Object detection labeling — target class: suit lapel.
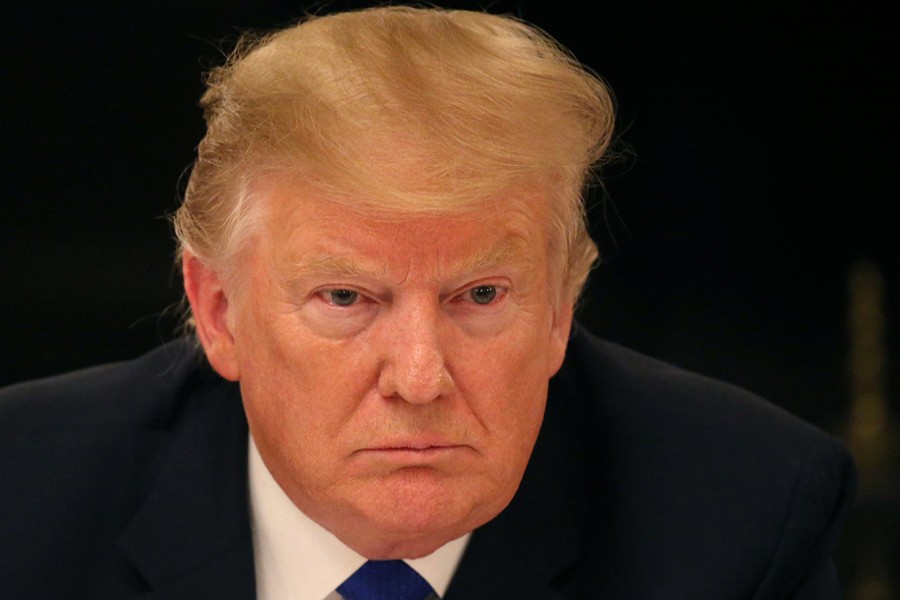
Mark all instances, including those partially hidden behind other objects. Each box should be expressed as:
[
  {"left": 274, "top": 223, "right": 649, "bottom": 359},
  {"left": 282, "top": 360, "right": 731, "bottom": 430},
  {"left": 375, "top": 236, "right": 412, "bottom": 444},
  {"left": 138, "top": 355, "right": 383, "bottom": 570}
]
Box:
[{"left": 118, "top": 375, "right": 256, "bottom": 600}]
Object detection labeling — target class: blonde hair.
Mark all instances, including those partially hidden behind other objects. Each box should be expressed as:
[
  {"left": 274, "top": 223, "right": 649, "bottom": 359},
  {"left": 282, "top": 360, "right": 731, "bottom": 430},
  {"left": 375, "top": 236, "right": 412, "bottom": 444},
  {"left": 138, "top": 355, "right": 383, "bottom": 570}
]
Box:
[{"left": 173, "top": 5, "right": 614, "bottom": 302}]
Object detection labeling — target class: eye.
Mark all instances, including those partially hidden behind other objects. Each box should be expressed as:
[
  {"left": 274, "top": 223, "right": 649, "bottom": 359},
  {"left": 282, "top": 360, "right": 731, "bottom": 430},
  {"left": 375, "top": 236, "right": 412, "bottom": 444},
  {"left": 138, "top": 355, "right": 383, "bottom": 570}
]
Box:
[
  {"left": 324, "top": 289, "right": 359, "bottom": 306},
  {"left": 468, "top": 285, "right": 498, "bottom": 305}
]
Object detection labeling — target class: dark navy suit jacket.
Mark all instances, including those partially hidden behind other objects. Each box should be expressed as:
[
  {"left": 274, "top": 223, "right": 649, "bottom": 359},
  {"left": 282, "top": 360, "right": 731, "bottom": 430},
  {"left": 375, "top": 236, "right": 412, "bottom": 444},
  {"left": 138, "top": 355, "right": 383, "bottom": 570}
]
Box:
[{"left": 0, "top": 325, "right": 855, "bottom": 599}]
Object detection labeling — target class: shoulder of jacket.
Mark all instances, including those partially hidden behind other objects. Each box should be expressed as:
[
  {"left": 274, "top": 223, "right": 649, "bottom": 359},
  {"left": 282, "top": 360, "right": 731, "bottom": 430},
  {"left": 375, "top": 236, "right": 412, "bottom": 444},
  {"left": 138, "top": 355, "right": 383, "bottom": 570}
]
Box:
[{"left": 0, "top": 338, "right": 213, "bottom": 435}]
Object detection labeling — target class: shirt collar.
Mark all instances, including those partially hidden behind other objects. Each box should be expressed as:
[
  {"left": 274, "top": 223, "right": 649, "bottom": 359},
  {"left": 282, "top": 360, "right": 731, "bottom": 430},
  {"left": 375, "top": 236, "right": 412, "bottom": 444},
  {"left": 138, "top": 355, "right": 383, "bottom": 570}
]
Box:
[{"left": 248, "top": 435, "right": 469, "bottom": 600}]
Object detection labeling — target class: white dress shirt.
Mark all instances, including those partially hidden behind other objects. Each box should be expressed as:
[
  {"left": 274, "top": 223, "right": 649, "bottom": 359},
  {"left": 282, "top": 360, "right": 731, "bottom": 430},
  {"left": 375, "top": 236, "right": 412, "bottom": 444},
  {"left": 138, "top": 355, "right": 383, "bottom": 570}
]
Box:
[{"left": 248, "top": 436, "right": 470, "bottom": 600}]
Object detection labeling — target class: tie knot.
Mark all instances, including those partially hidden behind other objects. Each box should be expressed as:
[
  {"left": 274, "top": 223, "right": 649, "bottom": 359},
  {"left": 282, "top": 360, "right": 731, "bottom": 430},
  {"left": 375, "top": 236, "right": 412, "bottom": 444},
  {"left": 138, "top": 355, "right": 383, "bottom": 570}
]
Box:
[{"left": 337, "top": 560, "right": 434, "bottom": 600}]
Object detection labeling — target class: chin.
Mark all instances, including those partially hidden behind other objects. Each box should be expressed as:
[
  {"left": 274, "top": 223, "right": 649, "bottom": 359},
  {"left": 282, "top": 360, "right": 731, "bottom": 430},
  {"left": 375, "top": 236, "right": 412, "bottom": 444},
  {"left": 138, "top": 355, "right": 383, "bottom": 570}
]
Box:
[{"left": 338, "top": 471, "right": 510, "bottom": 559}]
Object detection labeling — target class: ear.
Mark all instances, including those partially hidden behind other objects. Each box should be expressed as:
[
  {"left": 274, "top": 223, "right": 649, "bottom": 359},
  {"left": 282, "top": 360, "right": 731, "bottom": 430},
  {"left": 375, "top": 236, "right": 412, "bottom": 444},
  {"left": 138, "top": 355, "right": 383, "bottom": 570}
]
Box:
[
  {"left": 547, "top": 299, "right": 574, "bottom": 377},
  {"left": 182, "top": 250, "right": 241, "bottom": 381}
]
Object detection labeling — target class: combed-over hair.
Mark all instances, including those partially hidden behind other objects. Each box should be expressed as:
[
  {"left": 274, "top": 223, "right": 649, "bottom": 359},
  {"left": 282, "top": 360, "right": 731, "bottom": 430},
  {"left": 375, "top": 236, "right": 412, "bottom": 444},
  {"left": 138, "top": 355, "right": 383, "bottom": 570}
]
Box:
[{"left": 173, "top": 5, "right": 614, "bottom": 302}]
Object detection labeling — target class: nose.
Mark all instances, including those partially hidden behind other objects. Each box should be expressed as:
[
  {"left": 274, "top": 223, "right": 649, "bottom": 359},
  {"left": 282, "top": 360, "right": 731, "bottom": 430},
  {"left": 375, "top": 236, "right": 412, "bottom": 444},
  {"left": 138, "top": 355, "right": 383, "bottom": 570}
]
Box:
[{"left": 376, "top": 302, "right": 453, "bottom": 404}]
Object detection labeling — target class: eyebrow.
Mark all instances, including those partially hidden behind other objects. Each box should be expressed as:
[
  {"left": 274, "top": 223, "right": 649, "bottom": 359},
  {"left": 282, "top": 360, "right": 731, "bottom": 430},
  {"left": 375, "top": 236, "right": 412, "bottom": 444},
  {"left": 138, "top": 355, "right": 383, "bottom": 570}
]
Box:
[
  {"left": 282, "top": 255, "right": 382, "bottom": 281},
  {"left": 450, "top": 234, "right": 536, "bottom": 274}
]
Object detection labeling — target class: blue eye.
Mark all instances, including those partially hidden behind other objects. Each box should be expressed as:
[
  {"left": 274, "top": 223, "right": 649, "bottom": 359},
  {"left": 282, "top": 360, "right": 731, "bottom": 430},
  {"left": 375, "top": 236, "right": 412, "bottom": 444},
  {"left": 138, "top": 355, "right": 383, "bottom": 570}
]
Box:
[
  {"left": 469, "top": 285, "right": 497, "bottom": 305},
  {"left": 327, "top": 289, "right": 359, "bottom": 306}
]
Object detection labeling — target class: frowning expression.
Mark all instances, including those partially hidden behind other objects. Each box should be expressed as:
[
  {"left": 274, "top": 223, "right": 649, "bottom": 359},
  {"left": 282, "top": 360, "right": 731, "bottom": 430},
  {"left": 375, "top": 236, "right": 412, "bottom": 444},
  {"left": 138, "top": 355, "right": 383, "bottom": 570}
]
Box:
[{"left": 203, "top": 181, "right": 573, "bottom": 559}]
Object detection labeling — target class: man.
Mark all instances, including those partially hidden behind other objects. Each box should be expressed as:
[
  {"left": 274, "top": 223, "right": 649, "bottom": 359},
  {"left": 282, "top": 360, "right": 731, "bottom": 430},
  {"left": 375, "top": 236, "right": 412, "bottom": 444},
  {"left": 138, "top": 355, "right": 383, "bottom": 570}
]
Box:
[{"left": 0, "top": 6, "right": 854, "bottom": 599}]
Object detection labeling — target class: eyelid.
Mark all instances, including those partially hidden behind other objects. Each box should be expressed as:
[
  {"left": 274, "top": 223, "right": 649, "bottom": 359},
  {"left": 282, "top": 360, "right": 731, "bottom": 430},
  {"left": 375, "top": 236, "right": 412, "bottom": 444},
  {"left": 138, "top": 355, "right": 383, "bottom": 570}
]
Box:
[
  {"left": 314, "top": 286, "right": 373, "bottom": 307},
  {"left": 453, "top": 282, "right": 509, "bottom": 305}
]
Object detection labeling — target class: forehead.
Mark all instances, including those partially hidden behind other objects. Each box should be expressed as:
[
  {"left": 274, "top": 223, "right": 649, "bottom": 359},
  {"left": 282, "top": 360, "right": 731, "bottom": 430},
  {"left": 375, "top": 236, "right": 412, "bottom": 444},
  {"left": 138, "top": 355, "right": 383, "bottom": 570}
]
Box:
[{"left": 255, "top": 181, "right": 553, "bottom": 274}]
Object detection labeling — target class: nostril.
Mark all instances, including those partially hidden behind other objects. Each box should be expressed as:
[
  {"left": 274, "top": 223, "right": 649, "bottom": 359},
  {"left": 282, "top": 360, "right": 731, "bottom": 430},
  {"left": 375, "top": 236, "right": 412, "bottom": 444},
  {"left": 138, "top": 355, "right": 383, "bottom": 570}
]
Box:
[{"left": 376, "top": 349, "right": 451, "bottom": 404}]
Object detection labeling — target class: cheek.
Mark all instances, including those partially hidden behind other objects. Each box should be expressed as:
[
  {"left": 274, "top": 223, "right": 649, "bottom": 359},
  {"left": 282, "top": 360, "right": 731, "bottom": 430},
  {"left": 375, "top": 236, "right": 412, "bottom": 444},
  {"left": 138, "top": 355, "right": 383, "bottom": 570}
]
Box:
[
  {"left": 238, "top": 353, "right": 372, "bottom": 508},
  {"left": 453, "top": 333, "right": 550, "bottom": 461},
  {"left": 240, "top": 338, "right": 371, "bottom": 439},
  {"left": 234, "top": 310, "right": 379, "bottom": 476}
]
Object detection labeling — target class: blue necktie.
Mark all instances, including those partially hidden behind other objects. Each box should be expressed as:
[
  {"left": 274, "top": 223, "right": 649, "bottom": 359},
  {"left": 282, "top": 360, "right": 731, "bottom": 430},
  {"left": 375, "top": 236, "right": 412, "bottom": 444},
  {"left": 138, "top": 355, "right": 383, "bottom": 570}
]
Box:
[{"left": 336, "top": 560, "right": 434, "bottom": 600}]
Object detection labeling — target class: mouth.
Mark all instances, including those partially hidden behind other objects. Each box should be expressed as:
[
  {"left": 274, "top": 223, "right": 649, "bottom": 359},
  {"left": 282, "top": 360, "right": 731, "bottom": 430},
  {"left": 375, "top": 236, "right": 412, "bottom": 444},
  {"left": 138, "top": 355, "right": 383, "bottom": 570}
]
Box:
[
  {"left": 363, "top": 444, "right": 463, "bottom": 453},
  {"left": 377, "top": 442, "right": 456, "bottom": 450},
  {"left": 353, "top": 443, "right": 470, "bottom": 465}
]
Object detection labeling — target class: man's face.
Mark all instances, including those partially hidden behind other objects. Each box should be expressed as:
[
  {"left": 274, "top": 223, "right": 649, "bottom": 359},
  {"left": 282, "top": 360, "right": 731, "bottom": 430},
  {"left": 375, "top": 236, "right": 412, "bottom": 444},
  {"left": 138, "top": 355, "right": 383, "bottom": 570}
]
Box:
[{"left": 203, "top": 181, "right": 572, "bottom": 559}]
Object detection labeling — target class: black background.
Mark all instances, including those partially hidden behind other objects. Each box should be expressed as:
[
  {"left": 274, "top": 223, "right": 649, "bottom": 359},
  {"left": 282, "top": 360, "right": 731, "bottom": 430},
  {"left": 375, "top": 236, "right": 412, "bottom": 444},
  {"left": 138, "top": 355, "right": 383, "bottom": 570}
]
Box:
[{"left": 2, "top": 0, "right": 896, "bottom": 592}]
